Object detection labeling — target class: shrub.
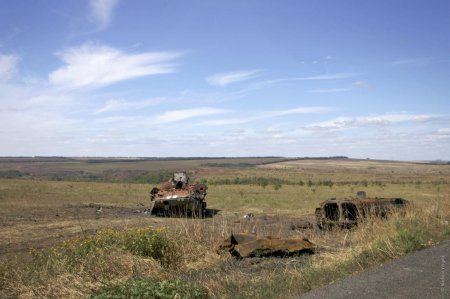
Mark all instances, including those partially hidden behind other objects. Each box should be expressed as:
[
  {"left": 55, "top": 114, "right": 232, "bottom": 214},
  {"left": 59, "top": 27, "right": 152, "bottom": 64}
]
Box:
[
  {"left": 319, "top": 179, "right": 334, "bottom": 188},
  {"left": 257, "top": 177, "right": 268, "bottom": 188},
  {"left": 0, "top": 170, "right": 30, "bottom": 178},
  {"left": 30, "top": 228, "right": 174, "bottom": 268},
  {"left": 273, "top": 183, "right": 282, "bottom": 191},
  {"left": 122, "top": 228, "right": 168, "bottom": 259},
  {"left": 91, "top": 279, "right": 209, "bottom": 299},
  {"left": 394, "top": 228, "right": 425, "bottom": 253}
]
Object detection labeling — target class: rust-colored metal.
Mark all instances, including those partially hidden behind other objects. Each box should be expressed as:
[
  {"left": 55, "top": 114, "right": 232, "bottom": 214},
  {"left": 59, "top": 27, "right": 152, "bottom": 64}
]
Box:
[
  {"left": 149, "top": 172, "right": 207, "bottom": 217},
  {"left": 315, "top": 191, "right": 409, "bottom": 229},
  {"left": 218, "top": 233, "right": 315, "bottom": 258}
]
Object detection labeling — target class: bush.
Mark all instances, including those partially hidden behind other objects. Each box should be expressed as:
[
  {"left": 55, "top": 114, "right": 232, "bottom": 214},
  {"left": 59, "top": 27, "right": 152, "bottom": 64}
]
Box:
[
  {"left": 0, "top": 170, "right": 30, "bottom": 178},
  {"left": 207, "top": 176, "right": 294, "bottom": 187},
  {"left": 30, "top": 228, "right": 174, "bottom": 268},
  {"left": 368, "top": 216, "right": 432, "bottom": 260},
  {"left": 120, "top": 228, "right": 167, "bottom": 258},
  {"left": 319, "top": 179, "right": 334, "bottom": 188},
  {"left": 273, "top": 183, "right": 282, "bottom": 191},
  {"left": 394, "top": 228, "right": 425, "bottom": 253},
  {"left": 91, "top": 279, "right": 209, "bottom": 299},
  {"left": 256, "top": 177, "right": 268, "bottom": 188}
]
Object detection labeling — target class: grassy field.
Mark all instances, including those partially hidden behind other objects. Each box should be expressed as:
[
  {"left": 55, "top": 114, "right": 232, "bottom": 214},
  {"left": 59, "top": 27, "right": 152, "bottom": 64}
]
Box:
[{"left": 0, "top": 157, "right": 449, "bottom": 298}]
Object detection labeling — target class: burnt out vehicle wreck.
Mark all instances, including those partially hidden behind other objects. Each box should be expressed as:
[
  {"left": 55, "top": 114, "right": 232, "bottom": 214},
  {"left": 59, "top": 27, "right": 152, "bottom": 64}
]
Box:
[
  {"left": 149, "top": 172, "right": 207, "bottom": 217},
  {"left": 315, "top": 191, "right": 409, "bottom": 229},
  {"left": 218, "top": 233, "right": 315, "bottom": 258}
]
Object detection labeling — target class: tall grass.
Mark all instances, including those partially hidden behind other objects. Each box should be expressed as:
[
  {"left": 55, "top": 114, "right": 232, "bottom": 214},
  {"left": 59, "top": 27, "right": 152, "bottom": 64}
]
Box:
[
  {"left": 215, "top": 207, "right": 450, "bottom": 298},
  {"left": 1, "top": 204, "right": 449, "bottom": 298},
  {"left": 0, "top": 228, "right": 178, "bottom": 298}
]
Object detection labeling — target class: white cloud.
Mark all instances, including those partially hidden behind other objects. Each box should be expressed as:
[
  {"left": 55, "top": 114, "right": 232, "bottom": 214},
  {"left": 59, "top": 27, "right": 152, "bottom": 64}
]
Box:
[
  {"left": 0, "top": 87, "right": 84, "bottom": 156},
  {"left": 153, "top": 107, "right": 230, "bottom": 124},
  {"left": 305, "top": 113, "right": 437, "bottom": 131},
  {"left": 49, "top": 43, "right": 182, "bottom": 90},
  {"left": 260, "top": 106, "right": 331, "bottom": 118},
  {"left": 89, "top": 0, "right": 119, "bottom": 30},
  {"left": 353, "top": 80, "right": 369, "bottom": 88},
  {"left": 0, "top": 54, "right": 19, "bottom": 80},
  {"left": 197, "top": 118, "right": 248, "bottom": 126},
  {"left": 96, "top": 115, "right": 139, "bottom": 124},
  {"left": 207, "top": 69, "right": 262, "bottom": 87},
  {"left": 437, "top": 128, "right": 450, "bottom": 135},
  {"left": 96, "top": 98, "right": 163, "bottom": 114}
]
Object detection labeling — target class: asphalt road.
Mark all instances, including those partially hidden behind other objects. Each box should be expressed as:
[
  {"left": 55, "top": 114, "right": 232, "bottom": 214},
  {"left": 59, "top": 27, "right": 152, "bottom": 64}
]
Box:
[{"left": 297, "top": 240, "right": 450, "bottom": 299}]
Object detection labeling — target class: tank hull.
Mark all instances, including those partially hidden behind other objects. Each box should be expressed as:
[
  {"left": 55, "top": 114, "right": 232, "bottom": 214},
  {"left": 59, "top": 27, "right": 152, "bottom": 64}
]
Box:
[
  {"left": 149, "top": 172, "right": 207, "bottom": 217},
  {"left": 315, "top": 193, "right": 408, "bottom": 229}
]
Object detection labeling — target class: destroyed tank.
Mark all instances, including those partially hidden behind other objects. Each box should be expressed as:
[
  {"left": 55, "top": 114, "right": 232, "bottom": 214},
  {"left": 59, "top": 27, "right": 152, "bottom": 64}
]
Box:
[
  {"left": 149, "top": 172, "right": 207, "bottom": 217},
  {"left": 315, "top": 191, "right": 409, "bottom": 229}
]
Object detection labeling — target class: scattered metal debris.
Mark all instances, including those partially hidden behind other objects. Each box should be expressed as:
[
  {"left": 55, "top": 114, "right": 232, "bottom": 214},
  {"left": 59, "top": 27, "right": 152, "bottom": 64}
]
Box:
[
  {"left": 243, "top": 213, "right": 255, "bottom": 220},
  {"left": 315, "top": 191, "right": 409, "bottom": 229},
  {"left": 149, "top": 172, "right": 207, "bottom": 217},
  {"left": 218, "top": 233, "right": 315, "bottom": 258}
]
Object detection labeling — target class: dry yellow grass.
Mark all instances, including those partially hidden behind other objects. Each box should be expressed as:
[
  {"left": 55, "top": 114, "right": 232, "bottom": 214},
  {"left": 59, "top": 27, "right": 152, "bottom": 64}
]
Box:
[
  {"left": 1, "top": 207, "right": 449, "bottom": 298},
  {"left": 1, "top": 158, "right": 450, "bottom": 298}
]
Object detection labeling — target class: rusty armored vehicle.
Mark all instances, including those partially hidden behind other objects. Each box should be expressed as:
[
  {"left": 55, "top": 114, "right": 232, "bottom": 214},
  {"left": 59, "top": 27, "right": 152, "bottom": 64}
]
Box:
[
  {"left": 218, "top": 233, "right": 315, "bottom": 258},
  {"left": 315, "top": 191, "right": 409, "bottom": 229},
  {"left": 149, "top": 172, "right": 207, "bottom": 217}
]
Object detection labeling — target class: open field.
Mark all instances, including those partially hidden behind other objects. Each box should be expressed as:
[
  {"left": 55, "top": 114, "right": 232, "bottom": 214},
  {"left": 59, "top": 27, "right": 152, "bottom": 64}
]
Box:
[{"left": 1, "top": 157, "right": 450, "bottom": 298}]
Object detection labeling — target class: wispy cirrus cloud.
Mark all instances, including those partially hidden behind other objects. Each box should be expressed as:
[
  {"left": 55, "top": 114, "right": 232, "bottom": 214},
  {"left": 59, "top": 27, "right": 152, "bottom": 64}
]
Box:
[
  {"left": 95, "top": 107, "right": 230, "bottom": 126},
  {"left": 308, "top": 80, "right": 369, "bottom": 93},
  {"left": 96, "top": 98, "right": 163, "bottom": 114},
  {"left": 300, "top": 72, "right": 359, "bottom": 80},
  {"left": 391, "top": 58, "right": 428, "bottom": 66},
  {"left": 305, "top": 113, "right": 437, "bottom": 131},
  {"left": 309, "top": 88, "right": 352, "bottom": 93},
  {"left": 153, "top": 107, "right": 230, "bottom": 124},
  {"left": 89, "top": 0, "right": 119, "bottom": 30},
  {"left": 0, "top": 54, "right": 19, "bottom": 80},
  {"left": 197, "top": 106, "right": 331, "bottom": 126},
  {"left": 95, "top": 115, "right": 139, "bottom": 124},
  {"left": 207, "top": 69, "right": 262, "bottom": 87},
  {"left": 260, "top": 106, "right": 331, "bottom": 118},
  {"left": 242, "top": 72, "right": 360, "bottom": 92},
  {"left": 49, "top": 43, "right": 182, "bottom": 90},
  {"left": 196, "top": 118, "right": 248, "bottom": 126}
]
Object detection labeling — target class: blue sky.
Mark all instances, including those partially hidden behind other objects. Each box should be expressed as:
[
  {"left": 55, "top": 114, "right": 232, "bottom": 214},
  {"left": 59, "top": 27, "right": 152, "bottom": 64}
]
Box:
[{"left": 0, "top": 0, "right": 449, "bottom": 159}]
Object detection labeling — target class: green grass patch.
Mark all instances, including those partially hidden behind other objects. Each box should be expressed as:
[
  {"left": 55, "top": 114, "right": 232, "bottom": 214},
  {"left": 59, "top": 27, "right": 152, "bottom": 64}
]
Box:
[
  {"left": 91, "top": 279, "right": 209, "bottom": 299},
  {"left": 30, "top": 228, "right": 176, "bottom": 268}
]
